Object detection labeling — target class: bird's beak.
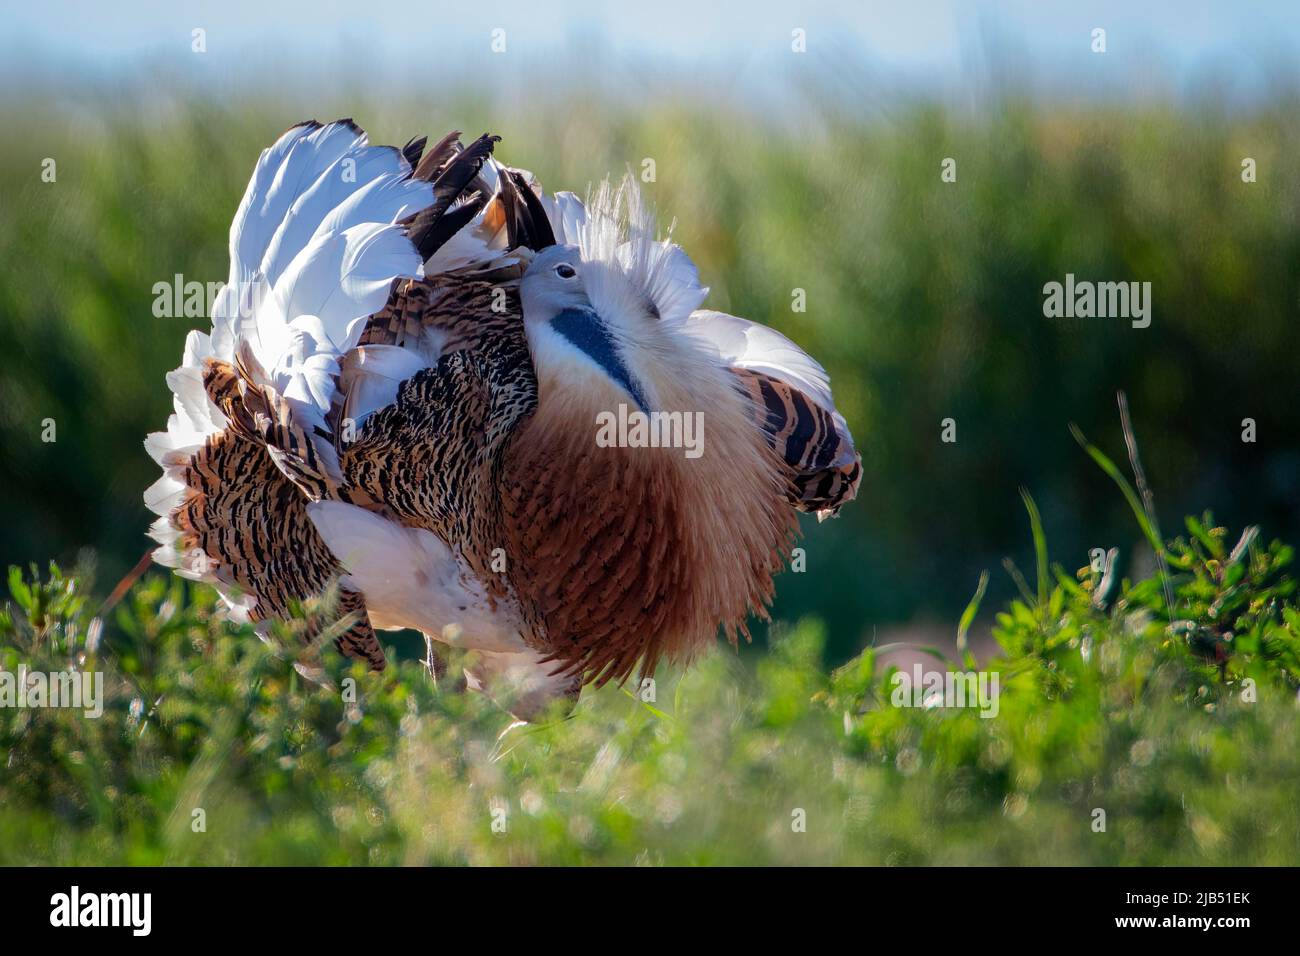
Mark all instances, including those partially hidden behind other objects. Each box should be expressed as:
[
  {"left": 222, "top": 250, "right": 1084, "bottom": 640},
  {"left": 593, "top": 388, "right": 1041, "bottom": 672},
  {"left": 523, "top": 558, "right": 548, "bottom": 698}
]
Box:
[{"left": 550, "top": 307, "right": 650, "bottom": 414}]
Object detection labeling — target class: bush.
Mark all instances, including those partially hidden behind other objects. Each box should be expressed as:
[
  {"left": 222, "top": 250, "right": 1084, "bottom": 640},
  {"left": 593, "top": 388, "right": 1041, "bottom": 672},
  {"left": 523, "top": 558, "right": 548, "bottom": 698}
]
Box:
[{"left": 4, "top": 490, "right": 1297, "bottom": 864}]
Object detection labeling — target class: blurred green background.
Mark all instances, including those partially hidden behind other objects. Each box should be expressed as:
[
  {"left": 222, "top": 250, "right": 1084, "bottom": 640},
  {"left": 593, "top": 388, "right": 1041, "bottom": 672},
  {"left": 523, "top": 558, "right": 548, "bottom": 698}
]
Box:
[{"left": 3, "top": 80, "right": 1298, "bottom": 663}]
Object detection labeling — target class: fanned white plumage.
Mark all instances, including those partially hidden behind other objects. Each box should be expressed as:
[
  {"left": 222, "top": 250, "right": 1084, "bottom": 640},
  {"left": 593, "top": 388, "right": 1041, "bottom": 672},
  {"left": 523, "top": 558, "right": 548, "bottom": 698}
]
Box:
[
  {"left": 257, "top": 146, "right": 428, "bottom": 285},
  {"left": 227, "top": 122, "right": 365, "bottom": 288},
  {"left": 144, "top": 119, "right": 436, "bottom": 607},
  {"left": 541, "top": 190, "right": 589, "bottom": 248},
  {"left": 544, "top": 177, "right": 709, "bottom": 327}
]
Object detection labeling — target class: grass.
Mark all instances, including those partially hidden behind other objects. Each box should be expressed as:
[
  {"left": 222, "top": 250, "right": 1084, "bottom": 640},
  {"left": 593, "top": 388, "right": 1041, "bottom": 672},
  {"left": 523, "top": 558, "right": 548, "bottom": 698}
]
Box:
[{"left": 4, "top": 433, "right": 1299, "bottom": 865}]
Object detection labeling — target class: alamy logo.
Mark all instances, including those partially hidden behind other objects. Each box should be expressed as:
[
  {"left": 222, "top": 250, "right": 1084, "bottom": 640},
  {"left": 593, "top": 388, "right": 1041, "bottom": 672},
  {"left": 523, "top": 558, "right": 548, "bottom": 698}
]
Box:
[
  {"left": 50, "top": 886, "right": 151, "bottom": 936},
  {"left": 151, "top": 274, "right": 225, "bottom": 318},
  {"left": 595, "top": 403, "right": 705, "bottom": 459},
  {"left": 1042, "top": 273, "right": 1151, "bottom": 328},
  {"left": 890, "top": 663, "right": 1000, "bottom": 718},
  {"left": 0, "top": 666, "right": 103, "bottom": 718},
  {"left": 151, "top": 275, "right": 264, "bottom": 320}
]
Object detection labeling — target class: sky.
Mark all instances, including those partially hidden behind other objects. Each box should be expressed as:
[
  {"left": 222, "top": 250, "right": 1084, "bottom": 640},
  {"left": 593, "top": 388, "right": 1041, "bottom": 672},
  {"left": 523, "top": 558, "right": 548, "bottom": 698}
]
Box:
[{"left": 2, "top": 1, "right": 1297, "bottom": 106}]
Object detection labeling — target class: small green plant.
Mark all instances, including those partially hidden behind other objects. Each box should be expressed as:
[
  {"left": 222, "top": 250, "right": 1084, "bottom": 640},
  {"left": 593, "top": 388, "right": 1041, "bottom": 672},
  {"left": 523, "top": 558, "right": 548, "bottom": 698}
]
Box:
[
  {"left": 3, "top": 562, "right": 87, "bottom": 652},
  {"left": 2, "top": 402, "right": 1298, "bottom": 865}
]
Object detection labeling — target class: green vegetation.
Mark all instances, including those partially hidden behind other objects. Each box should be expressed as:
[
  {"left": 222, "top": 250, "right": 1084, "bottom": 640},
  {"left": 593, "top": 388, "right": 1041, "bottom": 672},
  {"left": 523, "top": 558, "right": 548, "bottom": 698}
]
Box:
[{"left": 4, "top": 470, "right": 1298, "bottom": 863}]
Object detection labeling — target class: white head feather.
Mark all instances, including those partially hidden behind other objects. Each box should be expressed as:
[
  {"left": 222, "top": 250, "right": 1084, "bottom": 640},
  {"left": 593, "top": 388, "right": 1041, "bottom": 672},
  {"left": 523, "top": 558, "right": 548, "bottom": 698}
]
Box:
[{"left": 543, "top": 176, "right": 709, "bottom": 328}]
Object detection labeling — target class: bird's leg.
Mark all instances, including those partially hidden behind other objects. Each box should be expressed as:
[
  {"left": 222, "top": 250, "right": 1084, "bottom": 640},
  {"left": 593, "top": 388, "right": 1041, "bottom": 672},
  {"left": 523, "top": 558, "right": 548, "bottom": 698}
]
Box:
[
  {"left": 462, "top": 648, "right": 582, "bottom": 722},
  {"left": 423, "top": 632, "right": 448, "bottom": 686}
]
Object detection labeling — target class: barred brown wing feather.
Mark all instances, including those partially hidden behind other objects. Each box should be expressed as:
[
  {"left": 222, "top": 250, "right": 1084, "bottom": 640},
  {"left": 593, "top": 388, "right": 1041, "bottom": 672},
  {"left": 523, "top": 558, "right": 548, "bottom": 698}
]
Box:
[
  {"left": 340, "top": 283, "right": 538, "bottom": 590},
  {"left": 162, "top": 358, "right": 388, "bottom": 670},
  {"left": 731, "top": 367, "right": 862, "bottom": 515}
]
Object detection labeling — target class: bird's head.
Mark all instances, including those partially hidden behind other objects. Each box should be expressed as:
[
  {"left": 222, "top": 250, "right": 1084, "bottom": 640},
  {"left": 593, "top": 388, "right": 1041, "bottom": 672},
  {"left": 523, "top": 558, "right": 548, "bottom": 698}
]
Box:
[
  {"left": 519, "top": 179, "right": 709, "bottom": 416},
  {"left": 520, "top": 244, "right": 656, "bottom": 413},
  {"left": 519, "top": 244, "right": 590, "bottom": 314}
]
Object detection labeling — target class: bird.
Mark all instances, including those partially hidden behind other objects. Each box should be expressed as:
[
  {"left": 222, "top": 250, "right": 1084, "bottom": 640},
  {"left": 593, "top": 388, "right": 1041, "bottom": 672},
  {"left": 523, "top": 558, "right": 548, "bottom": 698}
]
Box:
[{"left": 144, "top": 118, "right": 861, "bottom": 719}]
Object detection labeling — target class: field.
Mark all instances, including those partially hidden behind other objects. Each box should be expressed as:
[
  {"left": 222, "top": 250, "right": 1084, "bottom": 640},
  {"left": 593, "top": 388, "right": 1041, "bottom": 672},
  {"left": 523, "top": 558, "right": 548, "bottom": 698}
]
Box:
[{"left": 2, "top": 83, "right": 1300, "bottom": 864}]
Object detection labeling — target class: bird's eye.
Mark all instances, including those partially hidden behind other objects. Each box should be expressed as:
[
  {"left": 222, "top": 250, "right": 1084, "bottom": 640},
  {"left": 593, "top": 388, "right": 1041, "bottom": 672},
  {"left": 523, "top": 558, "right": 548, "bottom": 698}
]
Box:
[{"left": 554, "top": 263, "right": 577, "bottom": 279}]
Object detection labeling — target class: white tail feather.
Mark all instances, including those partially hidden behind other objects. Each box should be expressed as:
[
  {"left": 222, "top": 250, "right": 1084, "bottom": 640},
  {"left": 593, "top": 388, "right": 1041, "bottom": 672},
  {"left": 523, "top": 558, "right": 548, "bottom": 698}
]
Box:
[{"left": 144, "top": 120, "right": 438, "bottom": 605}]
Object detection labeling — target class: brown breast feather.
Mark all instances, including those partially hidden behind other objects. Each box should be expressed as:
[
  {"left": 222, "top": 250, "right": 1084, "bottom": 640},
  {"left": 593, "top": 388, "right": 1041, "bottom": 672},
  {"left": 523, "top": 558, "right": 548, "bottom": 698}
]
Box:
[{"left": 501, "top": 376, "right": 798, "bottom": 686}]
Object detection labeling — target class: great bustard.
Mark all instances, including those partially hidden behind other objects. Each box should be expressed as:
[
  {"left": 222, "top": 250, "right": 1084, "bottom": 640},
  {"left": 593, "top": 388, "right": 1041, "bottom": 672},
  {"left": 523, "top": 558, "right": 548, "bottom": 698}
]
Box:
[{"left": 145, "top": 120, "right": 860, "bottom": 718}]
